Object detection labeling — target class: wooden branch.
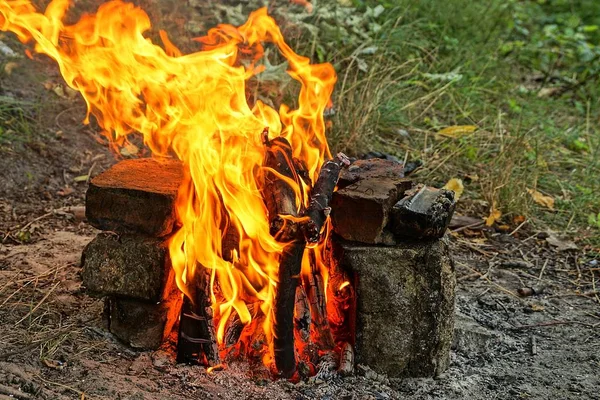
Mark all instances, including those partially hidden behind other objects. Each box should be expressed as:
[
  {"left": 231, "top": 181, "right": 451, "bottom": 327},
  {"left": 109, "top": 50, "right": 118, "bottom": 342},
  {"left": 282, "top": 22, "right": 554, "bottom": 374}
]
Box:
[
  {"left": 176, "top": 267, "right": 220, "bottom": 366},
  {"left": 304, "top": 249, "right": 335, "bottom": 351},
  {"left": 294, "top": 284, "right": 311, "bottom": 344},
  {"left": 261, "top": 130, "right": 306, "bottom": 378},
  {"left": 303, "top": 153, "right": 350, "bottom": 243}
]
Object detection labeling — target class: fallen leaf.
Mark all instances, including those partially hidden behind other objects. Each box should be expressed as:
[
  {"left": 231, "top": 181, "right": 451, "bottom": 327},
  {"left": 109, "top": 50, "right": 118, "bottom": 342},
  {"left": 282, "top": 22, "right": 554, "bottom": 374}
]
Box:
[
  {"left": 437, "top": 125, "right": 477, "bottom": 139},
  {"left": 120, "top": 143, "right": 139, "bottom": 157},
  {"left": 513, "top": 215, "right": 526, "bottom": 224},
  {"left": 530, "top": 304, "right": 545, "bottom": 312},
  {"left": 527, "top": 188, "right": 554, "bottom": 210},
  {"left": 73, "top": 174, "right": 89, "bottom": 183},
  {"left": 57, "top": 186, "right": 75, "bottom": 197},
  {"left": 3, "top": 61, "right": 18, "bottom": 75},
  {"left": 443, "top": 178, "right": 464, "bottom": 200},
  {"left": 43, "top": 358, "right": 65, "bottom": 370},
  {"left": 52, "top": 85, "right": 66, "bottom": 98},
  {"left": 485, "top": 208, "right": 501, "bottom": 226},
  {"left": 546, "top": 234, "right": 578, "bottom": 252}
]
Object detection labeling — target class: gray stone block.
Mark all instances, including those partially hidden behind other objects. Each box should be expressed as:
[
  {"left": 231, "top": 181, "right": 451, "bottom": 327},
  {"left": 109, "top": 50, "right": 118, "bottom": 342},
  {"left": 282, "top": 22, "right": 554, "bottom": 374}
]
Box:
[
  {"left": 82, "top": 233, "right": 172, "bottom": 302},
  {"left": 328, "top": 236, "right": 455, "bottom": 378},
  {"left": 106, "top": 288, "right": 182, "bottom": 350}
]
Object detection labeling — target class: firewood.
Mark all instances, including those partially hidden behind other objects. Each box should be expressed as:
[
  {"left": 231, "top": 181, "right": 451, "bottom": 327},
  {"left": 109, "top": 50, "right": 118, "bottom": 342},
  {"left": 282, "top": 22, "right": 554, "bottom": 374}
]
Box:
[
  {"left": 261, "top": 130, "right": 306, "bottom": 378},
  {"left": 390, "top": 184, "right": 456, "bottom": 239},
  {"left": 304, "top": 249, "right": 335, "bottom": 351},
  {"left": 326, "top": 267, "right": 355, "bottom": 345},
  {"left": 303, "top": 153, "right": 350, "bottom": 243},
  {"left": 176, "top": 267, "right": 220, "bottom": 366},
  {"left": 294, "top": 284, "right": 311, "bottom": 344},
  {"left": 337, "top": 342, "right": 354, "bottom": 376}
]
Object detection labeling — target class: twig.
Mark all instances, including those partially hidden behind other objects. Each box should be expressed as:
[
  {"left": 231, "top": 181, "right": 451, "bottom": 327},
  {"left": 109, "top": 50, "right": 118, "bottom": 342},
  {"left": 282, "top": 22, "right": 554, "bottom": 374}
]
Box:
[
  {"left": 509, "top": 218, "right": 528, "bottom": 236},
  {"left": 537, "top": 259, "right": 549, "bottom": 283},
  {"left": 451, "top": 221, "right": 484, "bottom": 233},
  {"left": 34, "top": 374, "right": 84, "bottom": 397},
  {"left": 14, "top": 281, "right": 60, "bottom": 326},
  {"left": 456, "top": 261, "right": 520, "bottom": 299}
]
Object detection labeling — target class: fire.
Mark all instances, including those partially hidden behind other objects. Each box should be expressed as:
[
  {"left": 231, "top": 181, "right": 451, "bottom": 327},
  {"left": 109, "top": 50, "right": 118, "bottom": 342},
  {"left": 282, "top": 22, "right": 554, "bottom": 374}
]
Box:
[{"left": 0, "top": 0, "right": 336, "bottom": 367}]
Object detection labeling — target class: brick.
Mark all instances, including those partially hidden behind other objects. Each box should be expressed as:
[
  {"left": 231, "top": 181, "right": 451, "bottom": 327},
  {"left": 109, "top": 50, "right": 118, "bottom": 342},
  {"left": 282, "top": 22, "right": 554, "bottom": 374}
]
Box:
[
  {"left": 86, "top": 158, "right": 183, "bottom": 236},
  {"left": 330, "top": 177, "right": 412, "bottom": 244},
  {"left": 82, "top": 233, "right": 172, "bottom": 302},
  {"left": 327, "top": 236, "right": 455, "bottom": 378}
]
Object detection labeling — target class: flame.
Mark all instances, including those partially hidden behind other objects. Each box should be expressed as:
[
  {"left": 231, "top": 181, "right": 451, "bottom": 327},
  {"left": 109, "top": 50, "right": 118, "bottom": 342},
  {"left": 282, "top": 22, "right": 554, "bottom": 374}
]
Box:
[{"left": 0, "top": 0, "right": 335, "bottom": 362}]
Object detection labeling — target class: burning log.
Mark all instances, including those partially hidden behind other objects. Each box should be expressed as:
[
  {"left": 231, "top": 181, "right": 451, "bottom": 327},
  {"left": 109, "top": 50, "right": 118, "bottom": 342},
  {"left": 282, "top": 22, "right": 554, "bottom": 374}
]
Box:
[
  {"left": 303, "top": 153, "right": 350, "bottom": 243},
  {"left": 261, "top": 131, "right": 306, "bottom": 378},
  {"left": 176, "top": 267, "right": 220, "bottom": 366},
  {"left": 304, "top": 249, "right": 335, "bottom": 351},
  {"left": 294, "top": 284, "right": 311, "bottom": 344}
]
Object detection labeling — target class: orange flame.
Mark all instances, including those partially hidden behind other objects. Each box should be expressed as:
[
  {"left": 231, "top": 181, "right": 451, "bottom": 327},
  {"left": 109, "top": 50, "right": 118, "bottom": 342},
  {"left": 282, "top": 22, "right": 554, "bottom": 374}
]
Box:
[{"left": 0, "top": 0, "right": 335, "bottom": 361}]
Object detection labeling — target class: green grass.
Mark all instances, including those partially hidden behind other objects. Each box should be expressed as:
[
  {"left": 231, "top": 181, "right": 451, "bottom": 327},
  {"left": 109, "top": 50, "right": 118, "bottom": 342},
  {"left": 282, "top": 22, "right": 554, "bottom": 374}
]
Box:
[
  {"left": 2, "top": 0, "right": 598, "bottom": 246},
  {"left": 263, "top": 0, "right": 600, "bottom": 247}
]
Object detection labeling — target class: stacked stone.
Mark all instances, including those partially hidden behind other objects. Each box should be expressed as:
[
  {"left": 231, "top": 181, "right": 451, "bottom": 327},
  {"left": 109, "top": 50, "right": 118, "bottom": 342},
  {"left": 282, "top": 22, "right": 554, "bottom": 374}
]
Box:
[
  {"left": 82, "top": 158, "right": 184, "bottom": 350},
  {"left": 328, "top": 158, "right": 457, "bottom": 378}
]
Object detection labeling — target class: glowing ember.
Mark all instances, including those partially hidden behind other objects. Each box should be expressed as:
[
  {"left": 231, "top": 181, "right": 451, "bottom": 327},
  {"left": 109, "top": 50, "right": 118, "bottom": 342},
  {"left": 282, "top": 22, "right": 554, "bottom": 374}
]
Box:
[{"left": 0, "top": 0, "right": 338, "bottom": 372}]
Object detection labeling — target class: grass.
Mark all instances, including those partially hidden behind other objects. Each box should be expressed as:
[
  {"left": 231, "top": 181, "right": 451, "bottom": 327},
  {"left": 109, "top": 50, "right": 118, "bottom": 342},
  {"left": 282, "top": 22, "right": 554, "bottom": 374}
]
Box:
[
  {"left": 266, "top": 0, "right": 600, "bottom": 247},
  {"left": 0, "top": 0, "right": 598, "bottom": 247}
]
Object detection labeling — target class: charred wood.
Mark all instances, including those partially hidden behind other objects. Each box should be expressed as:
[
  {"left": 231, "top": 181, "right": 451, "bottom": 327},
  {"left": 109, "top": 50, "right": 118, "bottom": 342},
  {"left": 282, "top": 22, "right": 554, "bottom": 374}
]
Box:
[
  {"left": 303, "top": 153, "right": 350, "bottom": 243},
  {"left": 337, "top": 342, "right": 354, "bottom": 376},
  {"left": 304, "top": 249, "right": 335, "bottom": 351},
  {"left": 390, "top": 185, "right": 456, "bottom": 239},
  {"left": 176, "top": 267, "right": 220, "bottom": 366},
  {"left": 261, "top": 130, "right": 306, "bottom": 378}
]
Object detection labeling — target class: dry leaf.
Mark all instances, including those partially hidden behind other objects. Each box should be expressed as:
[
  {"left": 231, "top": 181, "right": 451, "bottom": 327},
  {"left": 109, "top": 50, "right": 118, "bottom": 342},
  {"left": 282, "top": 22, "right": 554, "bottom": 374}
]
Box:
[
  {"left": 120, "top": 143, "right": 139, "bottom": 157},
  {"left": 437, "top": 125, "right": 477, "bottom": 139},
  {"left": 73, "top": 175, "right": 89, "bottom": 183},
  {"left": 52, "top": 85, "right": 66, "bottom": 98},
  {"left": 485, "top": 208, "right": 501, "bottom": 226},
  {"left": 530, "top": 304, "right": 545, "bottom": 312},
  {"left": 43, "top": 358, "right": 65, "bottom": 370},
  {"left": 443, "top": 178, "right": 464, "bottom": 200},
  {"left": 3, "top": 61, "right": 18, "bottom": 75},
  {"left": 527, "top": 188, "right": 554, "bottom": 210},
  {"left": 546, "top": 234, "right": 578, "bottom": 252}
]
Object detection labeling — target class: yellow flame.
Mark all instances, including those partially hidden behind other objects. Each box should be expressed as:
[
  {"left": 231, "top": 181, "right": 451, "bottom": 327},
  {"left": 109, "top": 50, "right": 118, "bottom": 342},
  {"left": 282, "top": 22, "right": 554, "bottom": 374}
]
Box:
[{"left": 0, "top": 0, "right": 336, "bottom": 360}]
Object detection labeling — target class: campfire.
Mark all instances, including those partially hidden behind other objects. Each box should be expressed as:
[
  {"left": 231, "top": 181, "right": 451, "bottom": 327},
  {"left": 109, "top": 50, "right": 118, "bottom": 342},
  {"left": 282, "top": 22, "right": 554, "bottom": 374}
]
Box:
[{"left": 0, "top": 0, "right": 457, "bottom": 380}]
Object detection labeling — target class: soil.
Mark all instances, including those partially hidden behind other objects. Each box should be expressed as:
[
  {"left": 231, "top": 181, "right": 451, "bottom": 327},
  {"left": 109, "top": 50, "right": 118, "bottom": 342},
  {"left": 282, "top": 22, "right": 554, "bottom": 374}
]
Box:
[{"left": 0, "top": 7, "right": 599, "bottom": 400}]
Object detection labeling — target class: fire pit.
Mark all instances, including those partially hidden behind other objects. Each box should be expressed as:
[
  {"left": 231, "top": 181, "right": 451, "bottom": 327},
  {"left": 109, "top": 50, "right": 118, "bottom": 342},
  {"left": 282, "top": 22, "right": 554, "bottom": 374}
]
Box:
[
  {"left": 0, "top": 0, "right": 456, "bottom": 382},
  {"left": 81, "top": 156, "right": 456, "bottom": 379}
]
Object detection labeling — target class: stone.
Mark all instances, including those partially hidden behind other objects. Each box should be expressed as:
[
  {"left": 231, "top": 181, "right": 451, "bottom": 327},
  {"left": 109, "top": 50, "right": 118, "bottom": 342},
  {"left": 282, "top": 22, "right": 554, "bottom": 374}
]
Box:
[
  {"left": 338, "top": 158, "right": 407, "bottom": 189},
  {"left": 390, "top": 185, "right": 455, "bottom": 239},
  {"left": 106, "top": 288, "right": 181, "bottom": 350},
  {"left": 330, "top": 177, "right": 412, "bottom": 244},
  {"left": 82, "top": 233, "right": 172, "bottom": 302},
  {"left": 327, "top": 236, "right": 455, "bottom": 378},
  {"left": 86, "top": 158, "right": 183, "bottom": 237}
]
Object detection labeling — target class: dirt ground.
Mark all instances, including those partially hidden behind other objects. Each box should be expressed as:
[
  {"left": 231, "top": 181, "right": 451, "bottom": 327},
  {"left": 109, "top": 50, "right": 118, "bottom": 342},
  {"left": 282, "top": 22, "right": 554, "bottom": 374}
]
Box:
[{"left": 1, "top": 16, "right": 599, "bottom": 400}]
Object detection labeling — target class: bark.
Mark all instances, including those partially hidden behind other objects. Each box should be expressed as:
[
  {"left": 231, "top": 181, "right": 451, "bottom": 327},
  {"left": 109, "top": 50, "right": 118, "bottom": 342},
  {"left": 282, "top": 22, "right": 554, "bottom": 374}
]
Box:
[
  {"left": 261, "top": 132, "right": 306, "bottom": 378},
  {"left": 303, "top": 153, "right": 350, "bottom": 243},
  {"left": 304, "top": 249, "right": 335, "bottom": 351},
  {"left": 176, "top": 267, "right": 220, "bottom": 366}
]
